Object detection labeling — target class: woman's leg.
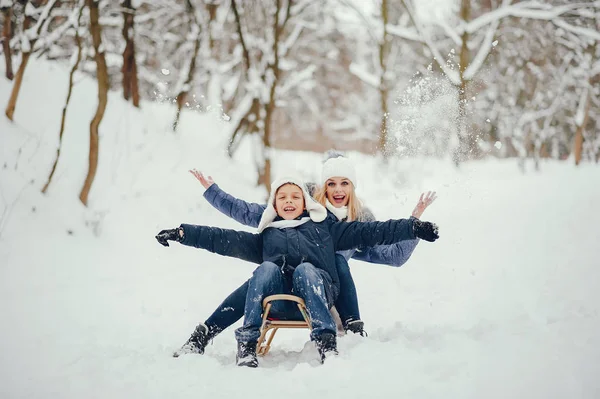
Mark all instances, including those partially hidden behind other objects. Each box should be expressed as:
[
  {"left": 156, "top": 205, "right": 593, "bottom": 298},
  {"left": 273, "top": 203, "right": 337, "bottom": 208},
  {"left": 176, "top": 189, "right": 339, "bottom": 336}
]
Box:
[
  {"left": 333, "top": 254, "right": 361, "bottom": 325},
  {"left": 204, "top": 280, "right": 249, "bottom": 336},
  {"left": 174, "top": 280, "right": 249, "bottom": 357}
]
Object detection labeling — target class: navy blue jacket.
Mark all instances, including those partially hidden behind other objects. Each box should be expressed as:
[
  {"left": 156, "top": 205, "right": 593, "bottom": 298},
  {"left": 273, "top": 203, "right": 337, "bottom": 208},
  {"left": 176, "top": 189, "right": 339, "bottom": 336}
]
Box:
[
  {"left": 179, "top": 214, "right": 416, "bottom": 297},
  {"left": 203, "top": 183, "right": 419, "bottom": 267}
]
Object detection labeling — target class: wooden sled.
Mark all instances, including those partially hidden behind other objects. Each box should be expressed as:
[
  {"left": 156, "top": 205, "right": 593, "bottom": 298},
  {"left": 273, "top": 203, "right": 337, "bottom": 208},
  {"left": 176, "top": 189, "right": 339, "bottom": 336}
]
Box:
[{"left": 256, "top": 294, "right": 312, "bottom": 356}]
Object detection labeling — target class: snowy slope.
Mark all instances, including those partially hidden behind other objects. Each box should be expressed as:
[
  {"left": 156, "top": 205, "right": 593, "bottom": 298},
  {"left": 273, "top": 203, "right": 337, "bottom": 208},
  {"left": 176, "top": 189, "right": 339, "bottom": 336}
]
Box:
[{"left": 1, "top": 60, "right": 599, "bottom": 399}]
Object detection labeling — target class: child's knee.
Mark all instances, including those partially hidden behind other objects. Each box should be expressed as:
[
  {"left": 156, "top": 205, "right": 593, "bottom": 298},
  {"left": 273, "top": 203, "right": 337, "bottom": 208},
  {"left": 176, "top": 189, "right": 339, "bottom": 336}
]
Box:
[
  {"left": 254, "top": 261, "right": 280, "bottom": 278},
  {"left": 293, "top": 263, "right": 322, "bottom": 285}
]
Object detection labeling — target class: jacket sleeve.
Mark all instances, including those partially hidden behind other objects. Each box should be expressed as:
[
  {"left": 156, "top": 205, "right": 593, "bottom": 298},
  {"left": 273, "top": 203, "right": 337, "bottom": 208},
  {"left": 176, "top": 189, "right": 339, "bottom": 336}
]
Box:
[
  {"left": 351, "top": 239, "right": 420, "bottom": 267},
  {"left": 328, "top": 218, "right": 416, "bottom": 252},
  {"left": 179, "top": 223, "right": 263, "bottom": 265},
  {"left": 203, "top": 184, "right": 266, "bottom": 228}
]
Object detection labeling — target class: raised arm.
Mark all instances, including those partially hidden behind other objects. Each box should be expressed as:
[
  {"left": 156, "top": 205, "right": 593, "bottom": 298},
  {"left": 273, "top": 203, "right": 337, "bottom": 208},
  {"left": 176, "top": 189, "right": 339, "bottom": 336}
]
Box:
[
  {"left": 350, "top": 192, "right": 437, "bottom": 266},
  {"left": 179, "top": 223, "right": 263, "bottom": 264},
  {"left": 190, "top": 170, "right": 266, "bottom": 228}
]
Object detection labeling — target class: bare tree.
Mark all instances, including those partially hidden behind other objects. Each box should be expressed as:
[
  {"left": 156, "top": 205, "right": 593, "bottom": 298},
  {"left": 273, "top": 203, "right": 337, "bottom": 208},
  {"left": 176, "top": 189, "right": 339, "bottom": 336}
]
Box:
[
  {"left": 80, "top": 0, "right": 109, "bottom": 206},
  {"left": 121, "top": 0, "right": 140, "bottom": 107},
  {"left": 378, "top": 0, "right": 391, "bottom": 155},
  {"left": 5, "top": 0, "right": 57, "bottom": 121},
  {"left": 226, "top": 0, "right": 315, "bottom": 191},
  {"left": 42, "top": 0, "right": 86, "bottom": 194},
  {"left": 172, "top": 0, "right": 203, "bottom": 132},
  {"left": 1, "top": 0, "right": 14, "bottom": 80}
]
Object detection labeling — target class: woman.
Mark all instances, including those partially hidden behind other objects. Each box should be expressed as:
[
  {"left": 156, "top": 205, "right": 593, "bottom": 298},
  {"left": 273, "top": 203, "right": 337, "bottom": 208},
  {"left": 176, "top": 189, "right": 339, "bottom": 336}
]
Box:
[
  {"left": 157, "top": 173, "right": 439, "bottom": 366},
  {"left": 173, "top": 151, "right": 437, "bottom": 357}
]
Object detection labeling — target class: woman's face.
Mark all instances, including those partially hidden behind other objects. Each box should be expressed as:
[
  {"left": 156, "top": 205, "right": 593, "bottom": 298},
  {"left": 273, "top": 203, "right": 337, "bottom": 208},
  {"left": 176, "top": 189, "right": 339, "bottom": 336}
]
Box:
[
  {"left": 325, "top": 177, "right": 352, "bottom": 208},
  {"left": 274, "top": 184, "right": 305, "bottom": 220}
]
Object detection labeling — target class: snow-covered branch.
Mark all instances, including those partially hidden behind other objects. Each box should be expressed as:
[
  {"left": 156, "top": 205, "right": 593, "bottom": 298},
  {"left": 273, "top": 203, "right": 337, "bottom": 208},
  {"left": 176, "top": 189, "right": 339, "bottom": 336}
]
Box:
[
  {"left": 349, "top": 62, "right": 379, "bottom": 89},
  {"left": 400, "top": 0, "right": 460, "bottom": 85},
  {"left": 553, "top": 19, "right": 600, "bottom": 42},
  {"left": 463, "top": 18, "right": 499, "bottom": 80},
  {"left": 465, "top": 1, "right": 600, "bottom": 34}
]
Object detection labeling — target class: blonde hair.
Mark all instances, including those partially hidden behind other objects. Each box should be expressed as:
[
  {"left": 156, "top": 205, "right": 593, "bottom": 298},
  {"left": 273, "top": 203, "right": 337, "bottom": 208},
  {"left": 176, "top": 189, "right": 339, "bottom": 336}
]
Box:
[{"left": 314, "top": 181, "right": 363, "bottom": 221}]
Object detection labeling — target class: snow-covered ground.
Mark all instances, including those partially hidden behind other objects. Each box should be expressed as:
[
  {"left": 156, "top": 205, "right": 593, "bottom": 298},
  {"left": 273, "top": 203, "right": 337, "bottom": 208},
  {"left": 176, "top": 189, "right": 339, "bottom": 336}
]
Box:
[{"left": 1, "top": 61, "right": 599, "bottom": 399}]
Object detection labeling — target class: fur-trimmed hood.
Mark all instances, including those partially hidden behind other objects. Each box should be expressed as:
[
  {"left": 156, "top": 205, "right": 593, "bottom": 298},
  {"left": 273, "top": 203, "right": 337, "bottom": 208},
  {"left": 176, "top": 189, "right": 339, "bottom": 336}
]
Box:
[{"left": 257, "top": 174, "right": 328, "bottom": 233}]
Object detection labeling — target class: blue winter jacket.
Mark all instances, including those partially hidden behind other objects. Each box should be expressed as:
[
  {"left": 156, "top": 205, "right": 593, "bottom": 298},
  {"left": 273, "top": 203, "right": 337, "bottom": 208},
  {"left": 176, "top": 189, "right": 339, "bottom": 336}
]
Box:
[
  {"left": 179, "top": 213, "right": 416, "bottom": 298},
  {"left": 203, "top": 183, "right": 420, "bottom": 267}
]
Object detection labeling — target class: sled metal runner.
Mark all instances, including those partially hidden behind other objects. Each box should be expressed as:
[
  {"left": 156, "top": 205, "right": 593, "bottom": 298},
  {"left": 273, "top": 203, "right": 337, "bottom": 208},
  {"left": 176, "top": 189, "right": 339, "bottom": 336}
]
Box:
[{"left": 257, "top": 294, "right": 312, "bottom": 356}]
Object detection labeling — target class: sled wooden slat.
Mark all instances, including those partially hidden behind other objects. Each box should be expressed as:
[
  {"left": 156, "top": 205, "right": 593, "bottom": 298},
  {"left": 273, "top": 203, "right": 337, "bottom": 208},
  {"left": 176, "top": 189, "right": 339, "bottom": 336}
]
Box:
[{"left": 256, "top": 294, "right": 312, "bottom": 356}]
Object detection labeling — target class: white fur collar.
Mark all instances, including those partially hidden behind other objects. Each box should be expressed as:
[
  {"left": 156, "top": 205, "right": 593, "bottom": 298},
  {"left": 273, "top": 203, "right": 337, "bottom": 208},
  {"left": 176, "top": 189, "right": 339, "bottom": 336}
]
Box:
[
  {"left": 325, "top": 199, "right": 348, "bottom": 221},
  {"left": 266, "top": 217, "right": 311, "bottom": 230}
]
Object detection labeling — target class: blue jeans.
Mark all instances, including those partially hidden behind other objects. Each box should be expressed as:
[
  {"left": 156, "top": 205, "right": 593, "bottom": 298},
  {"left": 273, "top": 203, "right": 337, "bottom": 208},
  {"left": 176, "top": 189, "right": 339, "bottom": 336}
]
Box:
[
  {"left": 333, "top": 254, "right": 361, "bottom": 325},
  {"left": 235, "top": 261, "right": 337, "bottom": 343},
  {"left": 204, "top": 255, "right": 360, "bottom": 336}
]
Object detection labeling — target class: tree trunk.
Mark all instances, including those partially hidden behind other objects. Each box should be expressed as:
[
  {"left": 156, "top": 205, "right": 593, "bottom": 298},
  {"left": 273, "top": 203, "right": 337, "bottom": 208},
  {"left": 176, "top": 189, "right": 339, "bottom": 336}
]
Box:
[
  {"left": 42, "top": 3, "right": 85, "bottom": 194},
  {"left": 121, "top": 0, "right": 139, "bottom": 107},
  {"left": 573, "top": 91, "right": 590, "bottom": 166},
  {"left": 378, "top": 0, "right": 390, "bottom": 157},
  {"left": 172, "top": 28, "right": 201, "bottom": 132},
  {"left": 5, "top": 52, "right": 30, "bottom": 120},
  {"left": 173, "top": 0, "right": 201, "bottom": 132},
  {"left": 455, "top": 0, "right": 472, "bottom": 164},
  {"left": 4, "top": 0, "right": 52, "bottom": 121},
  {"left": 1, "top": 4, "right": 14, "bottom": 80},
  {"left": 258, "top": 0, "right": 286, "bottom": 192},
  {"left": 80, "top": 0, "right": 109, "bottom": 206}
]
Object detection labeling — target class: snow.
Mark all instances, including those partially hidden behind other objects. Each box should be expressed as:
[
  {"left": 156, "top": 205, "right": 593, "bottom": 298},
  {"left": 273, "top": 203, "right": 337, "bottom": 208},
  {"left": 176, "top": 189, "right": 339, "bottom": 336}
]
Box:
[{"left": 1, "top": 59, "right": 600, "bottom": 399}]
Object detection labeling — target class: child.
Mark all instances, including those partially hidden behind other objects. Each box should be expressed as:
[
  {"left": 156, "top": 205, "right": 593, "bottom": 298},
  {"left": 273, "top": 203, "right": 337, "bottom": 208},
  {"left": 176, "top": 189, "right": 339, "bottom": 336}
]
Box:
[{"left": 156, "top": 174, "right": 439, "bottom": 367}]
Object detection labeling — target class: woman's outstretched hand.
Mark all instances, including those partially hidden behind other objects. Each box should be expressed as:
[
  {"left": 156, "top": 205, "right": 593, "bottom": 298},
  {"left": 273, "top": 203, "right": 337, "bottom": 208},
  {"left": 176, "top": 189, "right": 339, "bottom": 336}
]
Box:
[
  {"left": 411, "top": 191, "right": 437, "bottom": 219},
  {"left": 189, "top": 169, "right": 215, "bottom": 189}
]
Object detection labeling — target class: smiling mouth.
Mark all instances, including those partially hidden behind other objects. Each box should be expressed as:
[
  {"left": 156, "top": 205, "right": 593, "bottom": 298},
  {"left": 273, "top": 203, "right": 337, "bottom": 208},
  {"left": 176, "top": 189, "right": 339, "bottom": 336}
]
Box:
[
  {"left": 283, "top": 206, "right": 296, "bottom": 212},
  {"left": 332, "top": 195, "right": 346, "bottom": 203}
]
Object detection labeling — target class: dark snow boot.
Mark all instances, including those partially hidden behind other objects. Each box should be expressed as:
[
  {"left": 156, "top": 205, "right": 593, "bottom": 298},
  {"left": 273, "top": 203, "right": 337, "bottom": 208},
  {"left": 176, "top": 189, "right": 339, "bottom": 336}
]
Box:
[
  {"left": 173, "top": 323, "right": 210, "bottom": 357},
  {"left": 315, "top": 332, "right": 338, "bottom": 363},
  {"left": 346, "top": 319, "right": 368, "bottom": 337},
  {"left": 236, "top": 341, "right": 258, "bottom": 368}
]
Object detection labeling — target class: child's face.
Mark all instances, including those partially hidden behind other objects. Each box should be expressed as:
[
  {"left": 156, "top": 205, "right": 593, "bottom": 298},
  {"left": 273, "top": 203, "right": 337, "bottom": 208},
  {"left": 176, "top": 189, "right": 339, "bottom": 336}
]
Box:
[
  {"left": 275, "top": 184, "right": 305, "bottom": 220},
  {"left": 325, "top": 177, "right": 353, "bottom": 207}
]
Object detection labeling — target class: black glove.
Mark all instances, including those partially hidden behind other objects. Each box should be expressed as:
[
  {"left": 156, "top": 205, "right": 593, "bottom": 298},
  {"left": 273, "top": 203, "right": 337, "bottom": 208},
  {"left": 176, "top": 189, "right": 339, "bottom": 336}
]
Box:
[
  {"left": 156, "top": 227, "right": 183, "bottom": 247},
  {"left": 412, "top": 219, "right": 439, "bottom": 242}
]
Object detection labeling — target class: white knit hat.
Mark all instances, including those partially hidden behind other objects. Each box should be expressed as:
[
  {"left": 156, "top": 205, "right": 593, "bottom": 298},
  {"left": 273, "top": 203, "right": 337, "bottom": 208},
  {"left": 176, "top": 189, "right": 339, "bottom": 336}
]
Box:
[
  {"left": 321, "top": 151, "right": 357, "bottom": 188},
  {"left": 257, "top": 173, "right": 327, "bottom": 233}
]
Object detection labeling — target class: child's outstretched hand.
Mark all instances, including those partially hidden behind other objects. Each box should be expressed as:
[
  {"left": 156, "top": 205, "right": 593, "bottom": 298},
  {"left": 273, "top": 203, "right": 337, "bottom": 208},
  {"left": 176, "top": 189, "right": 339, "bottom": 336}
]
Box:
[
  {"left": 189, "top": 169, "right": 214, "bottom": 189},
  {"left": 412, "top": 220, "right": 439, "bottom": 242},
  {"left": 156, "top": 228, "right": 184, "bottom": 247}
]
